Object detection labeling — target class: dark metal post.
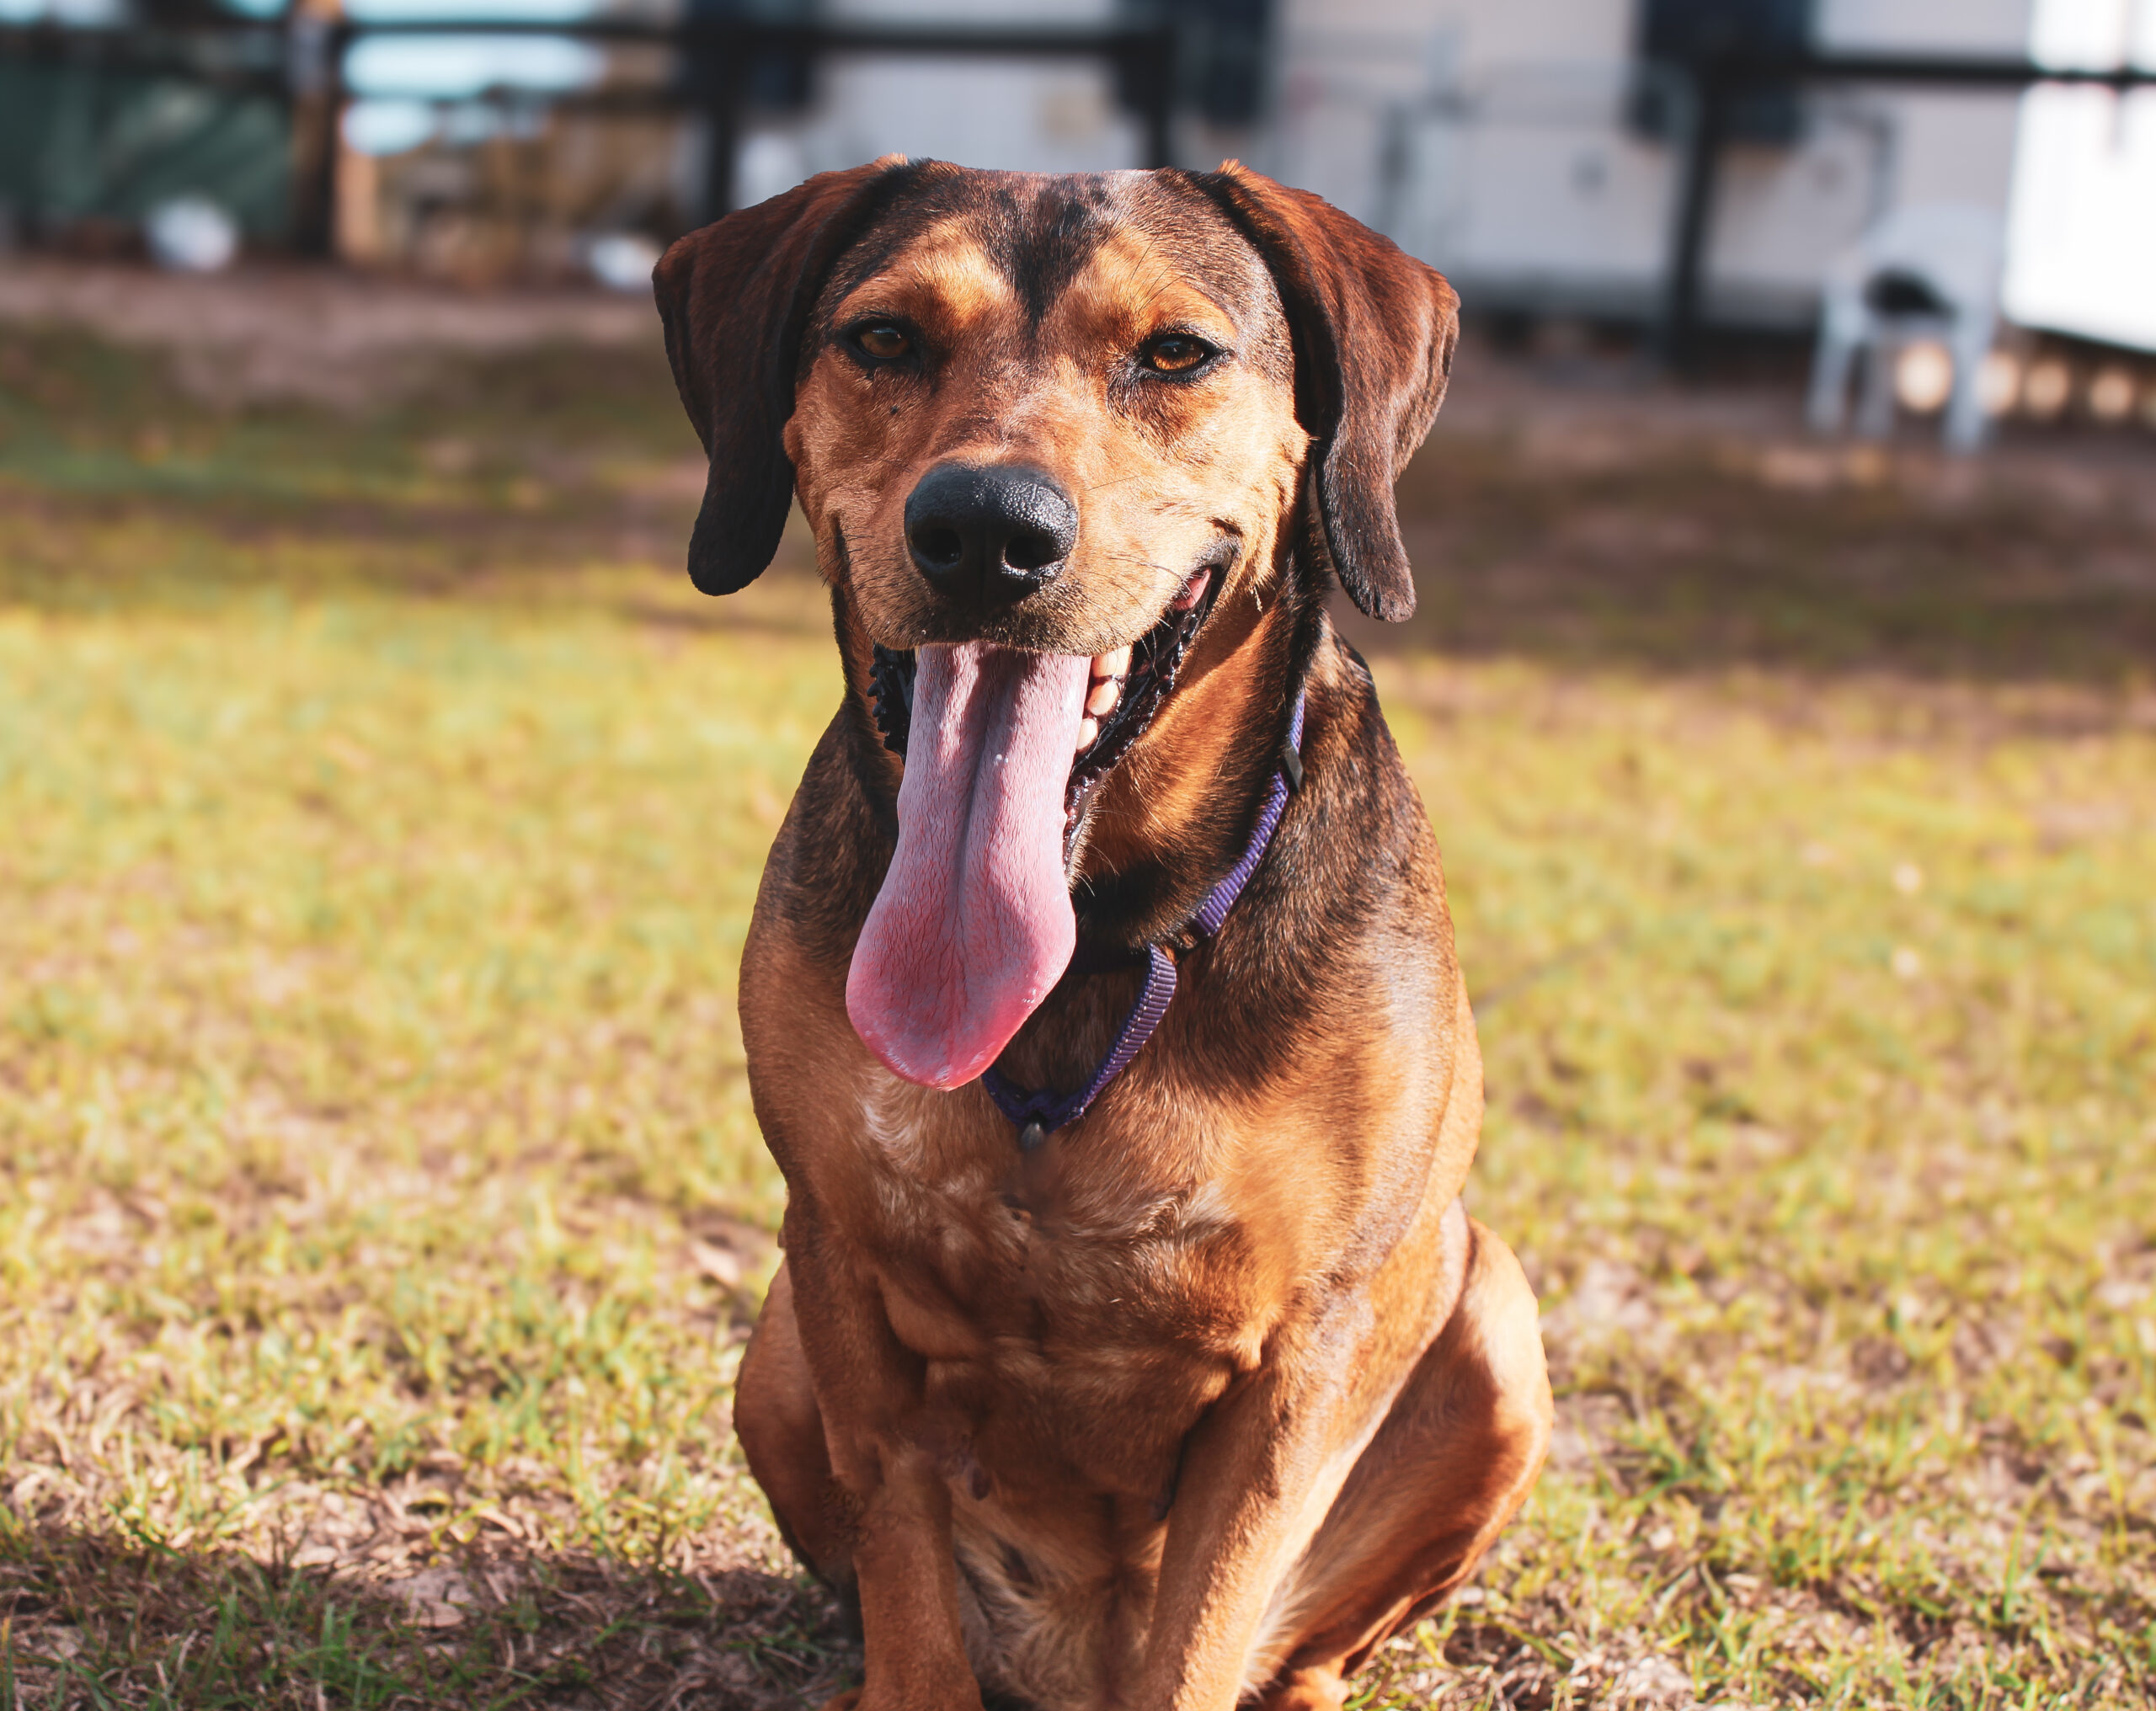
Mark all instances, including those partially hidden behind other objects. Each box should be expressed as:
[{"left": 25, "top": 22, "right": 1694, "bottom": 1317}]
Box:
[
  {"left": 1656, "top": 56, "right": 1730, "bottom": 371},
  {"left": 1139, "top": 24, "right": 1176, "bottom": 169},
  {"left": 697, "top": 23, "right": 745, "bottom": 222},
  {"left": 286, "top": 13, "right": 344, "bottom": 258}
]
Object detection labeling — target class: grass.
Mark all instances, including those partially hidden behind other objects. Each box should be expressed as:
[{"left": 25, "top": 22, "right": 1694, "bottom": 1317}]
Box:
[{"left": 1, "top": 311, "right": 2152, "bottom": 1708}]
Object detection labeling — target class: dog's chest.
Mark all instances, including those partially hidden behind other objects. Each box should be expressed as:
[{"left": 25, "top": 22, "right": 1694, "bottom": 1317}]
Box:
[{"left": 855, "top": 1087, "right": 1272, "bottom": 1441}]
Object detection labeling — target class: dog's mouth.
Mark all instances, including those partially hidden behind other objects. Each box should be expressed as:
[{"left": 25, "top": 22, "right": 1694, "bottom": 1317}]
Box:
[
  {"left": 869, "top": 559, "right": 1223, "bottom": 844},
  {"left": 1061, "top": 560, "right": 1221, "bottom": 845},
  {"left": 851, "top": 556, "right": 1226, "bottom": 1090}
]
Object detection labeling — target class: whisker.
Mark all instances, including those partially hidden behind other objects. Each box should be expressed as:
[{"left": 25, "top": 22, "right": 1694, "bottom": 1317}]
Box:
[{"left": 1098, "top": 552, "right": 1182, "bottom": 577}]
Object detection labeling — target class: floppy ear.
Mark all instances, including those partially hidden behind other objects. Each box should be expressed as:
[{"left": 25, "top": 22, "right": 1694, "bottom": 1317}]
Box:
[
  {"left": 1185, "top": 163, "right": 1460, "bottom": 621},
  {"left": 653, "top": 158, "right": 917, "bottom": 595}
]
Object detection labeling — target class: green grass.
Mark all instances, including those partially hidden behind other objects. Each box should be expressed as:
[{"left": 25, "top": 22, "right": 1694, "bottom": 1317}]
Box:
[{"left": 1, "top": 317, "right": 2152, "bottom": 1708}]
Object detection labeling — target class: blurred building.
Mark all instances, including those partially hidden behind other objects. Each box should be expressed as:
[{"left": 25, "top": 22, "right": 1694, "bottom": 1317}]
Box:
[
  {"left": 1288, "top": 0, "right": 2030, "bottom": 329},
  {"left": 0, "top": 0, "right": 297, "bottom": 250},
  {"left": 2004, "top": 0, "right": 2156, "bottom": 353},
  {"left": 1273, "top": 0, "right": 2156, "bottom": 354},
  {"left": 310, "top": 0, "right": 1260, "bottom": 280},
  {"left": 323, "top": 0, "right": 1259, "bottom": 270},
  {"left": 1, "top": 0, "right": 2151, "bottom": 371}
]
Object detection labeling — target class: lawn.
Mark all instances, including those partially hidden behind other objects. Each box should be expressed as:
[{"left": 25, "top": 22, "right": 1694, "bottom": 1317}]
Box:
[{"left": 0, "top": 304, "right": 2151, "bottom": 1709}]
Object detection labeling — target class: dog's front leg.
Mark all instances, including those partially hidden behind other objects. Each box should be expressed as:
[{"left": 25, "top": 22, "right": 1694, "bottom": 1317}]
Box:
[
  {"left": 1134, "top": 1303, "right": 1377, "bottom": 1711},
  {"left": 835, "top": 1438, "right": 979, "bottom": 1711},
  {"left": 784, "top": 1220, "right": 986, "bottom": 1711}
]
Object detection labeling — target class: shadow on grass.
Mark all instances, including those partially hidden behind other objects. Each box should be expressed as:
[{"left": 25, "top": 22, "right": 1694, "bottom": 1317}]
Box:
[{"left": 0, "top": 1520, "right": 857, "bottom": 1711}]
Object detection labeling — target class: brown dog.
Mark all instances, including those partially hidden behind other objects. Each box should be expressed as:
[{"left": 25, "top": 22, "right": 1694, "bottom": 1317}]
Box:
[{"left": 655, "top": 159, "right": 1551, "bottom": 1711}]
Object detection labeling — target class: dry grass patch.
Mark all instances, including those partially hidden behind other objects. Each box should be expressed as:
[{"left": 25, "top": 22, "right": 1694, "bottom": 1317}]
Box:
[{"left": 1, "top": 319, "right": 2152, "bottom": 1708}]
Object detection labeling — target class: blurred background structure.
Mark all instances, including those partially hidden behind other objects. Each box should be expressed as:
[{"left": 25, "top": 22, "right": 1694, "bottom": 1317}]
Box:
[{"left": 2, "top": 0, "right": 2154, "bottom": 436}]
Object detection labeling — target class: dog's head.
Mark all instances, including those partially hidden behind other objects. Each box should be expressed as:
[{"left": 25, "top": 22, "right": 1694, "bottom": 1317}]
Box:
[{"left": 656, "top": 161, "right": 1457, "bottom": 1090}]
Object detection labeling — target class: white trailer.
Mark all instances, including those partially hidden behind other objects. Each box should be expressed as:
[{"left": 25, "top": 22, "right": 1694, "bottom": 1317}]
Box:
[{"left": 1264, "top": 0, "right": 2036, "bottom": 331}]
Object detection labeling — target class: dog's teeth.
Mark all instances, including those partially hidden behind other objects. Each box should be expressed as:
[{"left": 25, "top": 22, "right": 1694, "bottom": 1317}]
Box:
[
  {"left": 1076, "top": 715, "right": 1100, "bottom": 754},
  {"left": 1084, "top": 645, "right": 1130, "bottom": 722},
  {"left": 1091, "top": 643, "right": 1132, "bottom": 680}
]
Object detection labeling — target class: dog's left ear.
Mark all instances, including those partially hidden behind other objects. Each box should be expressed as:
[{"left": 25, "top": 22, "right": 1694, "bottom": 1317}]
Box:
[
  {"left": 654, "top": 157, "right": 918, "bottom": 595},
  {"left": 1185, "top": 163, "right": 1459, "bottom": 621}
]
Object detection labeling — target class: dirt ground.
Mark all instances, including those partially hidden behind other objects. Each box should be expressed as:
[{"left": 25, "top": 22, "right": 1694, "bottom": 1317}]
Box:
[
  {"left": 0, "top": 259, "right": 657, "bottom": 413},
  {"left": 6, "top": 255, "right": 2150, "bottom": 498}
]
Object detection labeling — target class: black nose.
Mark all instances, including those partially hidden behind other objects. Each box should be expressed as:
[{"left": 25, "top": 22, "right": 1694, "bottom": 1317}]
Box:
[{"left": 905, "top": 463, "right": 1077, "bottom": 607}]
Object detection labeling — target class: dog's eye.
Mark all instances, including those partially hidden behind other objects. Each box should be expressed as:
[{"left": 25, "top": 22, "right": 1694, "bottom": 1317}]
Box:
[
  {"left": 1139, "top": 334, "right": 1214, "bottom": 375},
  {"left": 853, "top": 323, "right": 911, "bottom": 361}
]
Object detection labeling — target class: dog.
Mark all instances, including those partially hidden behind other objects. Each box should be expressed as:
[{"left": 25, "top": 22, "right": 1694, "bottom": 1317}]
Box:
[{"left": 654, "top": 157, "right": 1551, "bottom": 1711}]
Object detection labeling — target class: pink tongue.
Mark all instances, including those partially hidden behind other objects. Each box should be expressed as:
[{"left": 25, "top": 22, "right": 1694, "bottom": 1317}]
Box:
[{"left": 847, "top": 642, "right": 1089, "bottom": 1089}]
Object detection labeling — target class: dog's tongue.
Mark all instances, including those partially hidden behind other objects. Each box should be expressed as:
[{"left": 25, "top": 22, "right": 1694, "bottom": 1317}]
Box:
[{"left": 847, "top": 642, "right": 1088, "bottom": 1090}]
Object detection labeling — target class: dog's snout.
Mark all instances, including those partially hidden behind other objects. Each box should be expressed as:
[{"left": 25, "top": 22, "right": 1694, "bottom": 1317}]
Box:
[{"left": 905, "top": 464, "right": 1077, "bottom": 607}]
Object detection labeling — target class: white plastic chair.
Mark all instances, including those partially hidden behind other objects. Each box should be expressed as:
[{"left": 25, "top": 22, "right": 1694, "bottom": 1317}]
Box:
[{"left": 1807, "top": 202, "right": 2006, "bottom": 452}]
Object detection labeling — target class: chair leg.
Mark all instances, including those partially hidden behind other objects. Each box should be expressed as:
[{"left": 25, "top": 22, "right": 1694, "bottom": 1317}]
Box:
[
  {"left": 1806, "top": 330, "right": 1856, "bottom": 436},
  {"left": 1944, "top": 331, "right": 1992, "bottom": 453},
  {"left": 1856, "top": 335, "right": 1897, "bottom": 440}
]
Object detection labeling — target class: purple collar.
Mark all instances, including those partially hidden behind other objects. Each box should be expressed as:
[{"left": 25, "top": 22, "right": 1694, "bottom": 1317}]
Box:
[{"left": 982, "top": 686, "right": 1307, "bottom": 1150}]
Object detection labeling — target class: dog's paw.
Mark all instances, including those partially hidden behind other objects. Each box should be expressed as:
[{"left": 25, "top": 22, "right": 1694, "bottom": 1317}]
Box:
[
  {"left": 1256, "top": 1667, "right": 1348, "bottom": 1711},
  {"left": 816, "top": 1691, "right": 864, "bottom": 1711}
]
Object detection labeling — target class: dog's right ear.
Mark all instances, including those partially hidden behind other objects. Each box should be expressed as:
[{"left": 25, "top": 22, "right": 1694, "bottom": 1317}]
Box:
[{"left": 654, "top": 158, "right": 915, "bottom": 595}]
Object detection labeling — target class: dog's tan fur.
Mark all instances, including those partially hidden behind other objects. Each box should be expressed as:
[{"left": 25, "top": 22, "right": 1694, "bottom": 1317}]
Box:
[{"left": 657, "top": 159, "right": 1551, "bottom": 1711}]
